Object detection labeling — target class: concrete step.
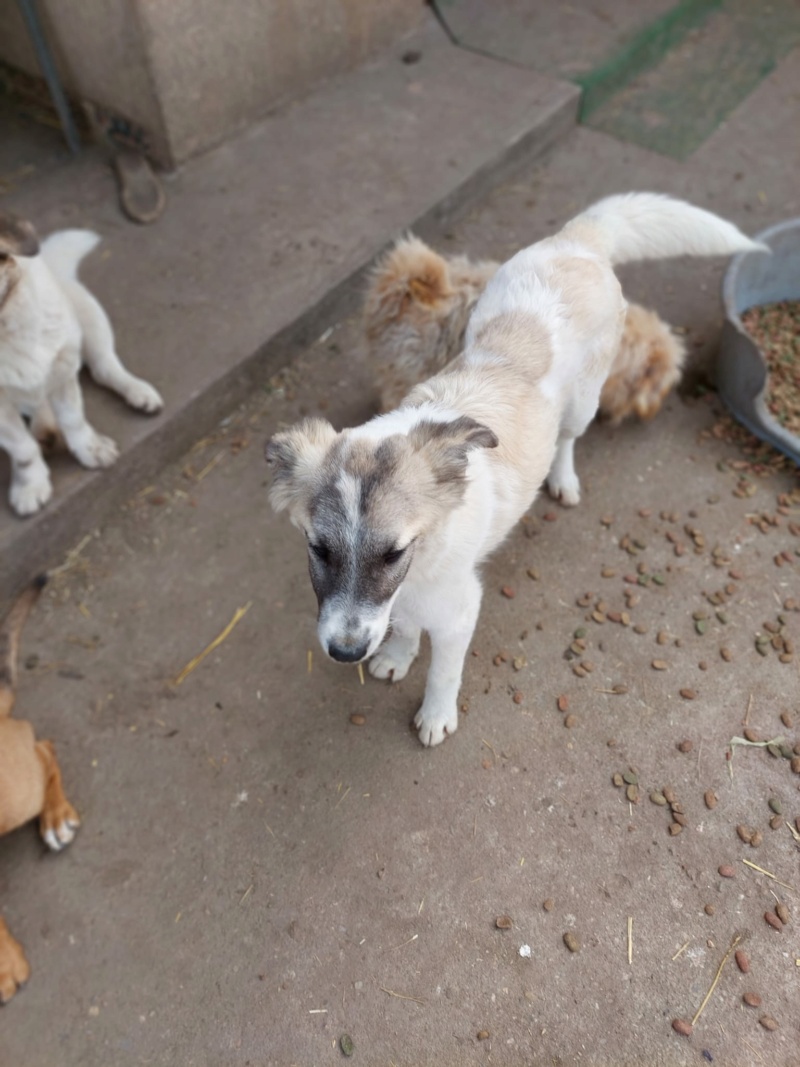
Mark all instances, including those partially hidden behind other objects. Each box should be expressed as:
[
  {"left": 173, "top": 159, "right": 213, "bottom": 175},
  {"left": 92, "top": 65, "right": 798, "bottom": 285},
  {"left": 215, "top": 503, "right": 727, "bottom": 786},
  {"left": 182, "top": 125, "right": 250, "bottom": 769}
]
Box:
[{"left": 0, "top": 16, "right": 578, "bottom": 602}]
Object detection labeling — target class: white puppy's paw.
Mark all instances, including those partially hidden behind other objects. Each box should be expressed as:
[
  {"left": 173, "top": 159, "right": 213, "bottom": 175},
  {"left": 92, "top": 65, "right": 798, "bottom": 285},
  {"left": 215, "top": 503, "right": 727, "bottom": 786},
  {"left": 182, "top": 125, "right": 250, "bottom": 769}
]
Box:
[
  {"left": 414, "top": 700, "right": 459, "bottom": 747},
  {"left": 72, "top": 431, "right": 119, "bottom": 469},
  {"left": 122, "top": 377, "right": 164, "bottom": 414},
  {"left": 10, "top": 466, "right": 53, "bottom": 517},
  {"left": 369, "top": 636, "right": 419, "bottom": 682},
  {"left": 547, "top": 473, "right": 581, "bottom": 507}
]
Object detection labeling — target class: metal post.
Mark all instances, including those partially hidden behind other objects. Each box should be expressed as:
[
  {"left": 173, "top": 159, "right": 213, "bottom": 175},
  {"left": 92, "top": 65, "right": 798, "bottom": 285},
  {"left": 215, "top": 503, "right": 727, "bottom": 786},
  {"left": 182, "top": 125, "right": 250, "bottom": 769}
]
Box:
[{"left": 16, "top": 0, "right": 81, "bottom": 155}]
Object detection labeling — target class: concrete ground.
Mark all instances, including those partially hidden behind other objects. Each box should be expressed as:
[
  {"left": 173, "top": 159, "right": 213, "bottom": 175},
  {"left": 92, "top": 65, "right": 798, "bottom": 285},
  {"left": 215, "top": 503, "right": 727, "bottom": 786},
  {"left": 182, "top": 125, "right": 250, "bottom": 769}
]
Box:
[{"left": 1, "top": 36, "right": 800, "bottom": 1067}]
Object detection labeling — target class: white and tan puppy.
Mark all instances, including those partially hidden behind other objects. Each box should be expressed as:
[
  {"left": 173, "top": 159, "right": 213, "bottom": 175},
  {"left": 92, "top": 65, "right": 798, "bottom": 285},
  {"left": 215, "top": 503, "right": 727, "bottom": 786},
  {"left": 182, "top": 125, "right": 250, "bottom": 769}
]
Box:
[
  {"left": 0, "top": 212, "right": 163, "bottom": 517},
  {"left": 267, "top": 194, "right": 764, "bottom": 747},
  {"left": 364, "top": 235, "right": 688, "bottom": 422}
]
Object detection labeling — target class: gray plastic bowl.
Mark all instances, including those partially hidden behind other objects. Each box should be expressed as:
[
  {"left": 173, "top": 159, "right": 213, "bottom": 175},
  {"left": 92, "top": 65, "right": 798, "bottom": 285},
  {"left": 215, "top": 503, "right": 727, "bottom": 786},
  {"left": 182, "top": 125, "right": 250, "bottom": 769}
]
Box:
[{"left": 717, "top": 218, "right": 800, "bottom": 466}]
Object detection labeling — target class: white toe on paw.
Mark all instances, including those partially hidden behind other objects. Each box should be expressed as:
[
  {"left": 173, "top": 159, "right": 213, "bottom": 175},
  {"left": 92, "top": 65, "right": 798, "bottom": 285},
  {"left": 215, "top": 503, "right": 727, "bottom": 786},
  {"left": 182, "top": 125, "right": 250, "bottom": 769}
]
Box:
[
  {"left": 368, "top": 641, "right": 417, "bottom": 682},
  {"left": 414, "top": 704, "right": 458, "bottom": 747},
  {"left": 124, "top": 379, "right": 163, "bottom": 414},
  {"left": 74, "top": 432, "right": 119, "bottom": 469},
  {"left": 547, "top": 477, "right": 581, "bottom": 507},
  {"left": 43, "top": 819, "right": 78, "bottom": 852}
]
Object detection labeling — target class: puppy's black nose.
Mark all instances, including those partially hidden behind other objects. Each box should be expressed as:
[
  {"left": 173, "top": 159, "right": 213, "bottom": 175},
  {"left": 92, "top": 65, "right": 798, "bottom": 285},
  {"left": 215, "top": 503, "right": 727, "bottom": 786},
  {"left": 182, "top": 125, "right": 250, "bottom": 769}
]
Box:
[{"left": 328, "top": 641, "right": 368, "bottom": 663}]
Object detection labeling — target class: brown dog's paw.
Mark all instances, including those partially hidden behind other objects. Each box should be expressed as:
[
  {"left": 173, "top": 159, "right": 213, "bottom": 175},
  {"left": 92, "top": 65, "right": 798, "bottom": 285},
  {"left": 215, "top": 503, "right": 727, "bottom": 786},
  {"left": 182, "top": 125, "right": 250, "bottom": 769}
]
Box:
[
  {"left": 40, "top": 800, "right": 80, "bottom": 852},
  {"left": 0, "top": 920, "right": 31, "bottom": 1005}
]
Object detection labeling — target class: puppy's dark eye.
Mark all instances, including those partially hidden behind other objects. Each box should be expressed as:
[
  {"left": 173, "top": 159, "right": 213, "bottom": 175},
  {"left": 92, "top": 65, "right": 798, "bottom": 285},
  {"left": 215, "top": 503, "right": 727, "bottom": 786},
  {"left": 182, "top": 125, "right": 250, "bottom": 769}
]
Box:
[
  {"left": 309, "top": 543, "right": 331, "bottom": 564},
  {"left": 383, "top": 546, "right": 406, "bottom": 566}
]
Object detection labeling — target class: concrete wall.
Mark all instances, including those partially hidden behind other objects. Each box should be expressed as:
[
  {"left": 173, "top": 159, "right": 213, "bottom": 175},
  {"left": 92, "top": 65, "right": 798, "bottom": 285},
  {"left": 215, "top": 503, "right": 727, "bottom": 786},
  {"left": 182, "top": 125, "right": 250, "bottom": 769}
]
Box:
[
  {"left": 0, "top": 0, "right": 171, "bottom": 163},
  {"left": 0, "top": 0, "right": 425, "bottom": 166}
]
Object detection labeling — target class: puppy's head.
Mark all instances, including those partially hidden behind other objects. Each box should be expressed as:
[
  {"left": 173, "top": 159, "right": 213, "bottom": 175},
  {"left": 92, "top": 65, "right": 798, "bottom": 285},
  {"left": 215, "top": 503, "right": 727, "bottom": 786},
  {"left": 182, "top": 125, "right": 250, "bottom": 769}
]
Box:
[
  {"left": 0, "top": 212, "right": 39, "bottom": 309},
  {"left": 266, "top": 415, "right": 497, "bottom": 663}
]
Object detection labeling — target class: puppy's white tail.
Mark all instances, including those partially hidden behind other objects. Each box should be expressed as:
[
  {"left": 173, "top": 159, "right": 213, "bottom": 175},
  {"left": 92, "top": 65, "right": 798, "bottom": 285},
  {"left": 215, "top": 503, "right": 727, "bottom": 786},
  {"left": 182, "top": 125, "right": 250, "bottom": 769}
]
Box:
[
  {"left": 575, "top": 193, "right": 767, "bottom": 266},
  {"left": 40, "top": 229, "right": 101, "bottom": 282}
]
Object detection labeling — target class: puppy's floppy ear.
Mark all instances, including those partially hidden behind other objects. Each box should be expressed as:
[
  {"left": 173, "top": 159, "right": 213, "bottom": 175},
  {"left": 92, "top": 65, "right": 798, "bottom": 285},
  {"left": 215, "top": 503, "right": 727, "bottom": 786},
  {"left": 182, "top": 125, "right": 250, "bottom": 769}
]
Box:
[
  {"left": 410, "top": 416, "right": 497, "bottom": 495},
  {"left": 265, "top": 417, "right": 337, "bottom": 515},
  {"left": 0, "top": 213, "right": 40, "bottom": 259}
]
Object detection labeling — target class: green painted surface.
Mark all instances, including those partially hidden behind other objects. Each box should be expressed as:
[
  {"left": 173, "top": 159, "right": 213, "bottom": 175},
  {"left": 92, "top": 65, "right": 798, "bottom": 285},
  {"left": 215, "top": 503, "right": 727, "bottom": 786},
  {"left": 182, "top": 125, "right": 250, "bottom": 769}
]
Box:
[{"left": 585, "top": 0, "right": 800, "bottom": 159}]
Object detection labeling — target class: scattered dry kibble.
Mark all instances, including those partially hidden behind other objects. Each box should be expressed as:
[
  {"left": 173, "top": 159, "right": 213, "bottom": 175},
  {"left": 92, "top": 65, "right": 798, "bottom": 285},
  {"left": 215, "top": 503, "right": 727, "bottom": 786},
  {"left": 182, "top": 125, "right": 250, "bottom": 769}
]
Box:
[
  {"left": 557, "top": 694, "right": 569, "bottom": 713},
  {"left": 736, "top": 824, "right": 754, "bottom": 844},
  {"left": 679, "top": 688, "right": 697, "bottom": 700},
  {"left": 735, "top": 949, "right": 750, "bottom": 973},
  {"left": 526, "top": 567, "right": 540, "bottom": 581},
  {"left": 704, "top": 903, "right": 715, "bottom": 916},
  {"left": 677, "top": 739, "right": 693, "bottom": 754},
  {"left": 495, "top": 915, "right": 513, "bottom": 930},
  {"left": 769, "top": 814, "right": 783, "bottom": 831},
  {"left": 775, "top": 902, "right": 790, "bottom": 925},
  {"left": 349, "top": 713, "right": 366, "bottom": 726},
  {"left": 662, "top": 786, "right": 677, "bottom": 804},
  {"left": 512, "top": 691, "right": 524, "bottom": 705},
  {"left": 780, "top": 710, "right": 793, "bottom": 728},
  {"left": 768, "top": 797, "right": 783, "bottom": 815},
  {"left": 704, "top": 790, "right": 717, "bottom": 810},
  {"left": 764, "top": 911, "right": 783, "bottom": 931},
  {"left": 743, "top": 727, "right": 760, "bottom": 743},
  {"left": 718, "top": 864, "right": 735, "bottom": 879},
  {"left": 626, "top": 783, "right": 639, "bottom": 803},
  {"left": 749, "top": 829, "right": 763, "bottom": 848},
  {"left": 650, "top": 791, "right": 668, "bottom": 806},
  {"left": 563, "top": 932, "right": 580, "bottom": 953},
  {"left": 759, "top": 1015, "right": 779, "bottom": 1031},
  {"left": 612, "top": 772, "right": 624, "bottom": 788},
  {"left": 743, "top": 991, "right": 761, "bottom": 1007},
  {"left": 790, "top": 756, "right": 800, "bottom": 775},
  {"left": 668, "top": 822, "right": 682, "bottom": 836},
  {"left": 477, "top": 1030, "right": 490, "bottom": 1041},
  {"left": 564, "top": 713, "right": 578, "bottom": 729},
  {"left": 671, "top": 1018, "right": 693, "bottom": 1037},
  {"left": 652, "top": 659, "right": 669, "bottom": 671},
  {"left": 501, "top": 585, "right": 516, "bottom": 599},
  {"left": 543, "top": 898, "right": 554, "bottom": 912}
]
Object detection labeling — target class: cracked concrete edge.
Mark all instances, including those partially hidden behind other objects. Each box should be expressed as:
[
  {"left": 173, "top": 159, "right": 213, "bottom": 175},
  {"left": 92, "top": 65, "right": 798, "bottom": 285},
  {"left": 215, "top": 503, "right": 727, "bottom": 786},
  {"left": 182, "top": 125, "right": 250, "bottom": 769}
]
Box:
[{"left": 1, "top": 80, "right": 578, "bottom": 604}]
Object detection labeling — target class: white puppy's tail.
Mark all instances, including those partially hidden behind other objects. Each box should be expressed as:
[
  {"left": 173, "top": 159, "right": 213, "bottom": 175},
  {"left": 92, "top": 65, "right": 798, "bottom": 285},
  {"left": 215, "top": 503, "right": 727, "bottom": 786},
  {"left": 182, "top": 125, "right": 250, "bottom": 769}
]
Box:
[
  {"left": 40, "top": 229, "right": 101, "bottom": 282},
  {"left": 574, "top": 193, "right": 767, "bottom": 266}
]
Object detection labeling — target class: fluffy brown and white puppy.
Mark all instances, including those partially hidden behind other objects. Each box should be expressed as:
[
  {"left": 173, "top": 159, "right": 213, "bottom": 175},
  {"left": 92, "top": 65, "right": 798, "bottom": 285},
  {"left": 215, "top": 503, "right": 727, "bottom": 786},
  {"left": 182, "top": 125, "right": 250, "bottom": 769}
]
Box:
[
  {"left": 364, "top": 234, "right": 687, "bottom": 419},
  {"left": 268, "top": 194, "right": 764, "bottom": 747},
  {"left": 0, "top": 577, "right": 80, "bottom": 1003}
]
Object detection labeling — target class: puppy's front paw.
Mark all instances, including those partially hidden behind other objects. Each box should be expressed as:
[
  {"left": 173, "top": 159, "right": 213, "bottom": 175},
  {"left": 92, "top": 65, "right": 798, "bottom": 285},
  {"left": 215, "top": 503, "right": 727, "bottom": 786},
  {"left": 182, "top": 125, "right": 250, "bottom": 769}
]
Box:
[
  {"left": 0, "top": 922, "right": 30, "bottom": 1005},
  {"left": 10, "top": 465, "right": 53, "bottom": 517},
  {"left": 547, "top": 474, "right": 581, "bottom": 507},
  {"left": 368, "top": 635, "right": 419, "bottom": 682},
  {"left": 72, "top": 431, "right": 119, "bottom": 469},
  {"left": 122, "top": 377, "right": 163, "bottom": 414},
  {"left": 414, "top": 700, "right": 458, "bottom": 747},
  {"left": 40, "top": 801, "right": 80, "bottom": 852}
]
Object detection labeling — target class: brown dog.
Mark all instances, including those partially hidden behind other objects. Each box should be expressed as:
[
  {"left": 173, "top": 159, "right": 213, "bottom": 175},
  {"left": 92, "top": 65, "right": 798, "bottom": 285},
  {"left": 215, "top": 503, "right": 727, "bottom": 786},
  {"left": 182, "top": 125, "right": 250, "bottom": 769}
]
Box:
[
  {"left": 364, "top": 235, "right": 687, "bottom": 420},
  {"left": 0, "top": 577, "right": 79, "bottom": 1004}
]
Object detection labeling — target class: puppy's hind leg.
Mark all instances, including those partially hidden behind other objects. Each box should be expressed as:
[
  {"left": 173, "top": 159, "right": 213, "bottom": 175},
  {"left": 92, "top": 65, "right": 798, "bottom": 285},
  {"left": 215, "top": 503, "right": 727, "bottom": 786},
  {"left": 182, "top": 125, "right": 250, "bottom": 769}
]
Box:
[
  {"left": 546, "top": 383, "right": 603, "bottom": 507},
  {"left": 48, "top": 350, "right": 119, "bottom": 470},
  {"left": 68, "top": 282, "right": 163, "bottom": 413},
  {"left": 36, "top": 740, "right": 80, "bottom": 852},
  {"left": 414, "top": 571, "right": 481, "bottom": 747}
]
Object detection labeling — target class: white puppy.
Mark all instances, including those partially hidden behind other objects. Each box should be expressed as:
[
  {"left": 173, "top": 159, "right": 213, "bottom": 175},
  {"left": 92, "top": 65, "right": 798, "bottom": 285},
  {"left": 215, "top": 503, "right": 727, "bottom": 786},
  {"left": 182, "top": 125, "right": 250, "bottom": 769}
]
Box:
[
  {"left": 0, "top": 212, "right": 163, "bottom": 516},
  {"left": 267, "top": 194, "right": 764, "bottom": 747}
]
